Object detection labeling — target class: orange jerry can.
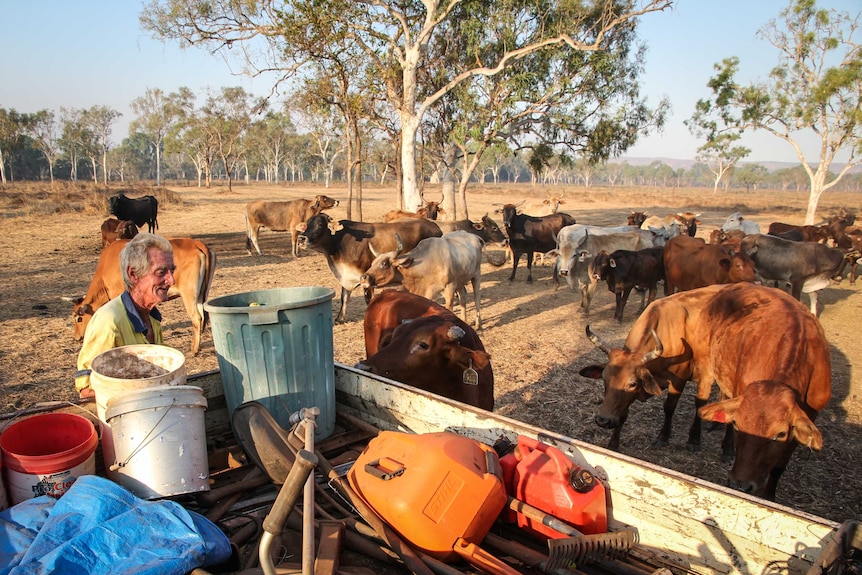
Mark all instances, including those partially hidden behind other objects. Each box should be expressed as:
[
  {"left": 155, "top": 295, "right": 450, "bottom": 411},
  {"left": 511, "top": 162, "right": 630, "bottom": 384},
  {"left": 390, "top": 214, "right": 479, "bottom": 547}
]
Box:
[
  {"left": 347, "top": 431, "right": 507, "bottom": 562},
  {"left": 499, "top": 435, "right": 608, "bottom": 538}
]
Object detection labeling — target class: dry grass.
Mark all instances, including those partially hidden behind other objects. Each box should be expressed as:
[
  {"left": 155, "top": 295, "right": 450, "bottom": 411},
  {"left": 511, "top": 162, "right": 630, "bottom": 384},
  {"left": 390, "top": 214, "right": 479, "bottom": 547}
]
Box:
[{"left": 0, "top": 180, "right": 860, "bottom": 524}]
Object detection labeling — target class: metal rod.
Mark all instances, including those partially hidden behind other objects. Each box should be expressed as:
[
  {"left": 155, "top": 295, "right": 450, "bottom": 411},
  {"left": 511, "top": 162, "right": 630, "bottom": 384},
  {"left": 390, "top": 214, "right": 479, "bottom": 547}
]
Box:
[{"left": 302, "top": 407, "right": 320, "bottom": 575}]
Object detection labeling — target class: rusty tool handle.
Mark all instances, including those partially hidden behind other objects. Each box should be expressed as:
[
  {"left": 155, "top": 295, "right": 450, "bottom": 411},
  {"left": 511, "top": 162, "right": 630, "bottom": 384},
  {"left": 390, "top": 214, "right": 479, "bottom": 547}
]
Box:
[{"left": 263, "top": 449, "right": 318, "bottom": 535}]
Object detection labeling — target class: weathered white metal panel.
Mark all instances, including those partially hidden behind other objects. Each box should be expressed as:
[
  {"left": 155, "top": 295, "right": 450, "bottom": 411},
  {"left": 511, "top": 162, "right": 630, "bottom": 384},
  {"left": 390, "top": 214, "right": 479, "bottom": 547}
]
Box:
[{"left": 334, "top": 362, "right": 838, "bottom": 575}]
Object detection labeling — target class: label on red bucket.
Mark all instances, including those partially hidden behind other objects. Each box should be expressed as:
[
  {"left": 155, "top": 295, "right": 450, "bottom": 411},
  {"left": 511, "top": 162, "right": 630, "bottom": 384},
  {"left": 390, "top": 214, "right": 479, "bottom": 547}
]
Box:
[{"left": 5, "top": 453, "right": 96, "bottom": 505}]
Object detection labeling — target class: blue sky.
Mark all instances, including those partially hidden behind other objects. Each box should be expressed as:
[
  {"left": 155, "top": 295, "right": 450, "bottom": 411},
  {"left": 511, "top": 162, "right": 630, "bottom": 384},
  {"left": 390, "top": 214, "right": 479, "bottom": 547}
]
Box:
[{"left": 1, "top": 1, "right": 858, "bottom": 165}]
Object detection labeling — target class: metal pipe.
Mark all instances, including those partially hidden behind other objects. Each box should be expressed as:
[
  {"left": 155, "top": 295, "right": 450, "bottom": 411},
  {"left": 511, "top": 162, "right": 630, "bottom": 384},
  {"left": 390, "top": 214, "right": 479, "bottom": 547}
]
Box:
[
  {"left": 302, "top": 407, "right": 319, "bottom": 575},
  {"left": 259, "top": 449, "right": 318, "bottom": 575}
]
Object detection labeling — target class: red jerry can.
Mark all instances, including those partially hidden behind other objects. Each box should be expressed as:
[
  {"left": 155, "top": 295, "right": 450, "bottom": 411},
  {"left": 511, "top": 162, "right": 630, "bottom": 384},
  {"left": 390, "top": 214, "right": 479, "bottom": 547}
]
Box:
[{"left": 499, "top": 435, "right": 608, "bottom": 539}]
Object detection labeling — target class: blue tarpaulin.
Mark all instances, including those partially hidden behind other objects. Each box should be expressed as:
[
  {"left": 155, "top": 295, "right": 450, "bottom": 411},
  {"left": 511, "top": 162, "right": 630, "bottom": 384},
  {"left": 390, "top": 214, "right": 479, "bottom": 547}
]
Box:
[{"left": 0, "top": 475, "right": 231, "bottom": 574}]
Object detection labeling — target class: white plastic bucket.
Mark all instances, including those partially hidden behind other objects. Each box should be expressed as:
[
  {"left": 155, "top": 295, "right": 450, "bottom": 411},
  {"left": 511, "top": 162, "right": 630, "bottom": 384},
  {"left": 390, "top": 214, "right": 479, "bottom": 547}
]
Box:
[
  {"left": 89, "top": 344, "right": 187, "bottom": 422},
  {"left": 105, "top": 385, "right": 209, "bottom": 500},
  {"left": 89, "top": 344, "right": 186, "bottom": 477},
  {"left": 0, "top": 413, "right": 98, "bottom": 505}
]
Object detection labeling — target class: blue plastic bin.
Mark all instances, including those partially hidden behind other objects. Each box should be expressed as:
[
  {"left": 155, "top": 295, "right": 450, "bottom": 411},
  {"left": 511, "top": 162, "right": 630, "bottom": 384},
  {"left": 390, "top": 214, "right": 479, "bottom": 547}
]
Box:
[{"left": 204, "top": 287, "right": 336, "bottom": 440}]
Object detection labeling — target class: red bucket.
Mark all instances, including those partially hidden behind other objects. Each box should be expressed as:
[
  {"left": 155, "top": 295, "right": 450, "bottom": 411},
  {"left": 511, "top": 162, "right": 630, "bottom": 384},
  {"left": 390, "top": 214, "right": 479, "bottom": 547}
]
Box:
[{"left": 0, "top": 413, "right": 98, "bottom": 505}]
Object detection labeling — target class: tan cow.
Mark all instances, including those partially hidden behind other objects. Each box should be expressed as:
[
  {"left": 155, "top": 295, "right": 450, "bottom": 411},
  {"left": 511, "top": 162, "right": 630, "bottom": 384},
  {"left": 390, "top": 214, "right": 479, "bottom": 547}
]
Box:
[
  {"left": 245, "top": 195, "right": 339, "bottom": 256},
  {"left": 71, "top": 238, "right": 217, "bottom": 355}
]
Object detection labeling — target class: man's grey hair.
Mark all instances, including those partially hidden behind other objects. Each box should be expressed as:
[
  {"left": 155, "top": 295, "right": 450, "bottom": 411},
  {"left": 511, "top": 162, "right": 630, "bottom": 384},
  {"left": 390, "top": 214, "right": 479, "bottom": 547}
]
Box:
[{"left": 120, "top": 233, "right": 173, "bottom": 290}]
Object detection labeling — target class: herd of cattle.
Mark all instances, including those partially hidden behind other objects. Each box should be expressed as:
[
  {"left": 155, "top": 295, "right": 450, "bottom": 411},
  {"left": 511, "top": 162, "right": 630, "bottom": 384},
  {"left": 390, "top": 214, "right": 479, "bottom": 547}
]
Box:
[{"left": 73, "top": 191, "right": 862, "bottom": 501}]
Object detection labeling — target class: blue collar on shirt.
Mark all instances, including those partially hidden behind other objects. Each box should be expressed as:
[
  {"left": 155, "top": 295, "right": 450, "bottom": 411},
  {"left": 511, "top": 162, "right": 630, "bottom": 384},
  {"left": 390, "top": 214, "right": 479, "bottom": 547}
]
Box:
[{"left": 121, "top": 291, "right": 162, "bottom": 334}]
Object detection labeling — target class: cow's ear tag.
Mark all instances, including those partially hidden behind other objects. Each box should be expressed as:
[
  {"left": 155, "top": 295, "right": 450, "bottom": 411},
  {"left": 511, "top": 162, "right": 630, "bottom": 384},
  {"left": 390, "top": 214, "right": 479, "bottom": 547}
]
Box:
[{"left": 463, "top": 359, "right": 479, "bottom": 386}]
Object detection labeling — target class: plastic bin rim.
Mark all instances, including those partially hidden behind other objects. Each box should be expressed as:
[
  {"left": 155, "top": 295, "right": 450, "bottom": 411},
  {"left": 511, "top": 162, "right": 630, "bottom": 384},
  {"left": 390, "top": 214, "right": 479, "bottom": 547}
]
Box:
[{"left": 204, "top": 286, "right": 335, "bottom": 313}]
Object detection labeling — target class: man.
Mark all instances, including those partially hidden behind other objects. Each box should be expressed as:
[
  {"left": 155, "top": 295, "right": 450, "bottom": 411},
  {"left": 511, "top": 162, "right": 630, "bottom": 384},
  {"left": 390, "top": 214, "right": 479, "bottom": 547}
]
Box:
[{"left": 75, "top": 233, "right": 176, "bottom": 398}]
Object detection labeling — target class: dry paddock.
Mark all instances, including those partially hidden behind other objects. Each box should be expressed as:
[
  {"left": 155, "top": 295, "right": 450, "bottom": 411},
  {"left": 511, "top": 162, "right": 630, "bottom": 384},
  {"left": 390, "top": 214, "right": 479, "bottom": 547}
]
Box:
[{"left": 0, "top": 182, "right": 859, "bottom": 523}]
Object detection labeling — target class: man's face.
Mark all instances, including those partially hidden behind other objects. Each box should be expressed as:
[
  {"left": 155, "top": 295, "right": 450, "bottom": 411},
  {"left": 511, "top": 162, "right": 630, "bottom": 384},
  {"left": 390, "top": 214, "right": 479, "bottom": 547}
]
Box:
[{"left": 130, "top": 248, "right": 175, "bottom": 310}]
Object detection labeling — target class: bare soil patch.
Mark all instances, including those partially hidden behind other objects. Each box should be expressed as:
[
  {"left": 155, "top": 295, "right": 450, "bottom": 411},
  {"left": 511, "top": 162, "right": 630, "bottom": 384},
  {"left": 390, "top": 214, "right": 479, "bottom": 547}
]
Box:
[{"left": 1, "top": 182, "right": 859, "bottom": 523}]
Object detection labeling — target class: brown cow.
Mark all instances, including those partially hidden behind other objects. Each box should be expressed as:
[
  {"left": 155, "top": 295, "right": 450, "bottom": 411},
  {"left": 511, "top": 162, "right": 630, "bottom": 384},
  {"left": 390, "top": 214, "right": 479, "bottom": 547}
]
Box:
[
  {"left": 579, "top": 282, "right": 831, "bottom": 500},
  {"left": 71, "top": 238, "right": 217, "bottom": 355},
  {"left": 100, "top": 218, "right": 138, "bottom": 247},
  {"left": 356, "top": 293, "right": 494, "bottom": 410},
  {"left": 245, "top": 195, "right": 339, "bottom": 256},
  {"left": 663, "top": 235, "right": 756, "bottom": 295},
  {"left": 383, "top": 194, "right": 445, "bottom": 222},
  {"left": 767, "top": 222, "right": 831, "bottom": 243},
  {"left": 363, "top": 290, "right": 454, "bottom": 357}
]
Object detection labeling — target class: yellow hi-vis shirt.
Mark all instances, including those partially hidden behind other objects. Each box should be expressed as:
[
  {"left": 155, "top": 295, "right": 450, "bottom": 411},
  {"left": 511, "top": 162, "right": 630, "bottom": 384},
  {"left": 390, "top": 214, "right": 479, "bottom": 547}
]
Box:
[{"left": 75, "top": 292, "right": 164, "bottom": 392}]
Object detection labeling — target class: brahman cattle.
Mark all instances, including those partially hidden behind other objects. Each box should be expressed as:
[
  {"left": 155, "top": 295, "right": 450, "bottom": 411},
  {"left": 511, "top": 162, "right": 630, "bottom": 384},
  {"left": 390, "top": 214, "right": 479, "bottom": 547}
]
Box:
[
  {"left": 627, "top": 211, "right": 649, "bottom": 227},
  {"left": 109, "top": 193, "right": 159, "bottom": 233},
  {"left": 245, "top": 194, "right": 339, "bottom": 257},
  {"left": 71, "top": 237, "right": 217, "bottom": 355},
  {"left": 522, "top": 191, "right": 566, "bottom": 217},
  {"left": 739, "top": 233, "right": 849, "bottom": 315},
  {"left": 297, "top": 213, "right": 443, "bottom": 322},
  {"left": 592, "top": 246, "right": 665, "bottom": 322},
  {"left": 356, "top": 291, "right": 494, "bottom": 410},
  {"left": 579, "top": 282, "right": 831, "bottom": 500},
  {"left": 100, "top": 218, "right": 138, "bottom": 248},
  {"left": 663, "top": 235, "right": 757, "bottom": 295},
  {"left": 825, "top": 210, "right": 857, "bottom": 246},
  {"left": 359, "top": 230, "right": 484, "bottom": 329},
  {"left": 554, "top": 225, "right": 659, "bottom": 312},
  {"left": 495, "top": 202, "right": 576, "bottom": 282},
  {"left": 721, "top": 211, "right": 761, "bottom": 235}
]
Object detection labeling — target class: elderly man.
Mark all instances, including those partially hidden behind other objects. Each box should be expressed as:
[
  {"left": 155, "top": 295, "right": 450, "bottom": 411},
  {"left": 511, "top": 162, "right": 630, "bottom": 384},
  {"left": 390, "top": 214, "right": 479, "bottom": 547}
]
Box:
[{"left": 75, "top": 233, "right": 176, "bottom": 398}]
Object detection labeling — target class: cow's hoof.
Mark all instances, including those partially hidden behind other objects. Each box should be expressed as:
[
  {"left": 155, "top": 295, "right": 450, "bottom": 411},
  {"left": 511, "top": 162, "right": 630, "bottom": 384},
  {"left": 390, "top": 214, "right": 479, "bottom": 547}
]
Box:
[
  {"left": 526, "top": 277, "right": 533, "bottom": 283},
  {"left": 721, "top": 451, "right": 735, "bottom": 464},
  {"left": 687, "top": 442, "right": 702, "bottom": 453},
  {"left": 650, "top": 438, "right": 669, "bottom": 449}
]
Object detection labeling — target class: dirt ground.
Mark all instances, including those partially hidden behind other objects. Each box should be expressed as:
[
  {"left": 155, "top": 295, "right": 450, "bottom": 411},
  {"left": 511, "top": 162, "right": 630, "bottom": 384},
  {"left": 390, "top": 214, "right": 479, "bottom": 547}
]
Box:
[{"left": 0, "top": 182, "right": 859, "bottom": 524}]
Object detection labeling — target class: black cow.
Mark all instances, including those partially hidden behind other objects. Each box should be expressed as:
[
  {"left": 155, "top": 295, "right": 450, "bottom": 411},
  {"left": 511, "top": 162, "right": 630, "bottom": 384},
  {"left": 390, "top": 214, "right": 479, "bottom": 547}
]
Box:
[
  {"left": 739, "top": 233, "right": 849, "bottom": 315},
  {"left": 593, "top": 246, "right": 665, "bottom": 322},
  {"left": 108, "top": 193, "right": 159, "bottom": 233},
  {"left": 495, "top": 202, "right": 576, "bottom": 282},
  {"left": 297, "top": 213, "right": 443, "bottom": 322},
  {"left": 434, "top": 214, "right": 508, "bottom": 245}
]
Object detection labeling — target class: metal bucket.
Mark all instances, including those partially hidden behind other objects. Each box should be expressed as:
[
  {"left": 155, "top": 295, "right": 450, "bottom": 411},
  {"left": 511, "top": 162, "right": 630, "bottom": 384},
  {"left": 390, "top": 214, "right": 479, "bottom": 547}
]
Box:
[{"left": 104, "top": 385, "right": 209, "bottom": 500}]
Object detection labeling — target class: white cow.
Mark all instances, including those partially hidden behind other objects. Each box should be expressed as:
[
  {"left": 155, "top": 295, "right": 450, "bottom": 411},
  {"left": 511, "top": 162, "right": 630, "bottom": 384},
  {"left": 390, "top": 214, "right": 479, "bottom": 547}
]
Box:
[{"left": 721, "top": 212, "right": 761, "bottom": 235}]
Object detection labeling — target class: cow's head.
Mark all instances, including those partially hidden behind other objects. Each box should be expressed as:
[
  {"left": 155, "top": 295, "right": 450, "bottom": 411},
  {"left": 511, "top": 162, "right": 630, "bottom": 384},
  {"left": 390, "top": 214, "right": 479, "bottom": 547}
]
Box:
[
  {"left": 628, "top": 211, "right": 648, "bottom": 227},
  {"left": 70, "top": 297, "right": 94, "bottom": 341},
  {"left": 724, "top": 251, "right": 757, "bottom": 283},
  {"left": 676, "top": 212, "right": 702, "bottom": 237},
  {"left": 118, "top": 220, "right": 138, "bottom": 240},
  {"left": 360, "top": 234, "right": 406, "bottom": 291},
  {"left": 355, "top": 315, "right": 493, "bottom": 409},
  {"left": 297, "top": 213, "right": 335, "bottom": 250},
  {"left": 579, "top": 325, "right": 664, "bottom": 430},
  {"left": 312, "top": 195, "right": 339, "bottom": 212},
  {"left": 699, "top": 380, "right": 822, "bottom": 500},
  {"left": 478, "top": 214, "right": 508, "bottom": 245},
  {"left": 493, "top": 202, "right": 524, "bottom": 228}
]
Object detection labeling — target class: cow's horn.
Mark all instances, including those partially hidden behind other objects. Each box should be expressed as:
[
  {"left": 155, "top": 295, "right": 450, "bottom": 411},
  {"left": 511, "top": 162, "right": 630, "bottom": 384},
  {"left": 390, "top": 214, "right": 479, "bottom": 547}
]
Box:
[
  {"left": 515, "top": 200, "right": 526, "bottom": 207},
  {"left": 585, "top": 325, "right": 612, "bottom": 356},
  {"left": 369, "top": 243, "right": 379, "bottom": 257},
  {"left": 642, "top": 329, "right": 663, "bottom": 363},
  {"left": 395, "top": 232, "right": 404, "bottom": 254},
  {"left": 447, "top": 325, "right": 466, "bottom": 341}
]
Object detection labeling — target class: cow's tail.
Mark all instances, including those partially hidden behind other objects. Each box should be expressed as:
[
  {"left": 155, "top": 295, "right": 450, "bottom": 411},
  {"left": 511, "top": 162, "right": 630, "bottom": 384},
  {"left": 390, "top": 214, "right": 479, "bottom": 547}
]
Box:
[{"left": 197, "top": 242, "right": 218, "bottom": 335}]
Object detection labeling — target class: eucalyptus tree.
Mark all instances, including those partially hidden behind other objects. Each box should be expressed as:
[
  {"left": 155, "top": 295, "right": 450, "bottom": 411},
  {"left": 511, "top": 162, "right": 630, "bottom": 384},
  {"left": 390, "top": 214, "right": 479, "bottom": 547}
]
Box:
[
  {"left": 0, "top": 108, "right": 31, "bottom": 185},
  {"left": 290, "top": 93, "right": 345, "bottom": 189},
  {"left": 686, "top": 97, "right": 750, "bottom": 192},
  {"left": 59, "top": 108, "right": 97, "bottom": 182},
  {"left": 29, "top": 110, "right": 60, "bottom": 184},
  {"left": 697, "top": 0, "right": 862, "bottom": 223},
  {"left": 130, "top": 88, "right": 186, "bottom": 186},
  {"left": 86, "top": 105, "right": 122, "bottom": 184},
  {"left": 141, "top": 0, "right": 673, "bottom": 212},
  {"left": 200, "top": 87, "right": 266, "bottom": 191}
]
